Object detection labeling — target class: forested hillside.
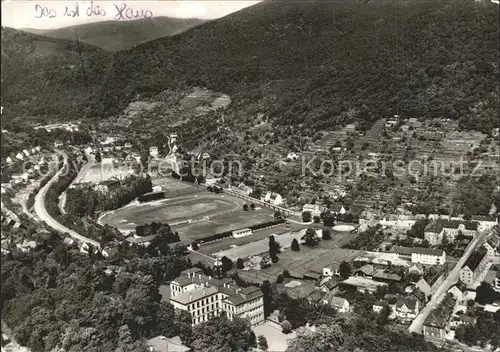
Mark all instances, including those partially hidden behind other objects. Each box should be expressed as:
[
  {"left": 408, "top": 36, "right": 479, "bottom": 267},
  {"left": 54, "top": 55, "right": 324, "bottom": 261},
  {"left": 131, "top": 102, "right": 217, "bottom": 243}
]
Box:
[
  {"left": 1, "top": 0, "right": 499, "bottom": 134},
  {"left": 112, "top": 0, "right": 498, "bottom": 133},
  {"left": 1, "top": 27, "right": 112, "bottom": 122}
]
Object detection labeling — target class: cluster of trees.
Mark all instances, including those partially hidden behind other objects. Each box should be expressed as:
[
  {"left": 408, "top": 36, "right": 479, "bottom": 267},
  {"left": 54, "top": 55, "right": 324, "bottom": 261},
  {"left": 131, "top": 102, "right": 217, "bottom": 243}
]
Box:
[
  {"left": 1, "top": 230, "right": 193, "bottom": 352},
  {"left": 65, "top": 174, "right": 152, "bottom": 217},
  {"left": 135, "top": 222, "right": 179, "bottom": 244},
  {"left": 453, "top": 175, "right": 499, "bottom": 216},
  {"left": 455, "top": 309, "right": 500, "bottom": 350},
  {"left": 342, "top": 225, "right": 385, "bottom": 250}
]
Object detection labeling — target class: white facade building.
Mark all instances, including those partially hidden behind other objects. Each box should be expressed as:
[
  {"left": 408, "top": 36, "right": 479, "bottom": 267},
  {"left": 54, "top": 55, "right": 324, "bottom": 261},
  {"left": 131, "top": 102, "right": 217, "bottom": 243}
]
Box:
[
  {"left": 302, "top": 204, "right": 322, "bottom": 217},
  {"left": 232, "top": 228, "right": 253, "bottom": 238},
  {"left": 169, "top": 269, "right": 264, "bottom": 327}
]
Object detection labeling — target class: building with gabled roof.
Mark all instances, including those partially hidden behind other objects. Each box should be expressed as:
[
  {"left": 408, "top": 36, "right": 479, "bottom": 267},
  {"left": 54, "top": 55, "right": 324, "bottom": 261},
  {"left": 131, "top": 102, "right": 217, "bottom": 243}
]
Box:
[
  {"left": 423, "top": 294, "right": 456, "bottom": 340},
  {"left": 322, "top": 292, "right": 350, "bottom": 313},
  {"left": 424, "top": 219, "right": 479, "bottom": 245},
  {"left": 460, "top": 245, "right": 489, "bottom": 286},
  {"left": 484, "top": 232, "right": 500, "bottom": 258},
  {"left": 471, "top": 215, "right": 498, "bottom": 232},
  {"left": 169, "top": 269, "right": 264, "bottom": 327},
  {"left": 394, "top": 296, "right": 420, "bottom": 322},
  {"left": 391, "top": 246, "right": 446, "bottom": 265},
  {"left": 264, "top": 191, "right": 283, "bottom": 205}
]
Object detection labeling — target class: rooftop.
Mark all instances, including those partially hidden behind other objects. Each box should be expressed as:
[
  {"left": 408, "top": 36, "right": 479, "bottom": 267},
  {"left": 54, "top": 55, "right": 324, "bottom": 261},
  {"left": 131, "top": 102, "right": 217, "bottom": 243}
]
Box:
[
  {"left": 170, "top": 286, "right": 219, "bottom": 305},
  {"left": 425, "top": 219, "right": 478, "bottom": 233},
  {"left": 341, "top": 276, "right": 387, "bottom": 291},
  {"left": 463, "top": 246, "right": 487, "bottom": 272},
  {"left": 424, "top": 294, "right": 456, "bottom": 328},
  {"left": 392, "top": 246, "right": 444, "bottom": 257},
  {"left": 395, "top": 297, "right": 418, "bottom": 310}
]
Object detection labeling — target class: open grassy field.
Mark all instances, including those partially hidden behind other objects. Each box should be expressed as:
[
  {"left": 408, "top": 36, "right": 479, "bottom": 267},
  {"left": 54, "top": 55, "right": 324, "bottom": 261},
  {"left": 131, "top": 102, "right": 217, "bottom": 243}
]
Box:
[
  {"left": 238, "top": 238, "right": 363, "bottom": 284},
  {"left": 99, "top": 189, "right": 275, "bottom": 241},
  {"left": 171, "top": 207, "right": 274, "bottom": 240}
]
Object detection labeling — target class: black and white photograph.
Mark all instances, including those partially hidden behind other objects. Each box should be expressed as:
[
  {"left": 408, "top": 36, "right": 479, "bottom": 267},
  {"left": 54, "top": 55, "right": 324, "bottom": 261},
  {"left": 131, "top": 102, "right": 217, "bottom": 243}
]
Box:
[{"left": 1, "top": 0, "right": 499, "bottom": 351}]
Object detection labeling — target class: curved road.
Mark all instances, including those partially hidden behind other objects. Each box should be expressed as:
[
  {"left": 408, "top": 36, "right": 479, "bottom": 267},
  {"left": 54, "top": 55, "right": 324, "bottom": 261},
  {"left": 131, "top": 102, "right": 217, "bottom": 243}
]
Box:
[
  {"left": 34, "top": 150, "right": 100, "bottom": 248},
  {"left": 408, "top": 229, "right": 489, "bottom": 333}
]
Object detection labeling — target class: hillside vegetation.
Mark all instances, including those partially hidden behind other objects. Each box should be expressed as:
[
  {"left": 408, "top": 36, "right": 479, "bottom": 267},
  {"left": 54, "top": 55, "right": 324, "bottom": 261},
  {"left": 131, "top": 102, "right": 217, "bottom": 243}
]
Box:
[
  {"left": 110, "top": 0, "right": 499, "bottom": 133},
  {"left": 1, "top": 27, "right": 112, "bottom": 122},
  {"left": 2, "top": 0, "right": 499, "bottom": 134},
  {"left": 22, "top": 17, "right": 206, "bottom": 52}
]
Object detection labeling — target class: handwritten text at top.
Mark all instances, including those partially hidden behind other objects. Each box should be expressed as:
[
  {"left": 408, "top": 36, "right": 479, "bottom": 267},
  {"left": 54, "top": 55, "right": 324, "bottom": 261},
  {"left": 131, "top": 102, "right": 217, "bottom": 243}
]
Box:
[{"left": 34, "top": 1, "right": 154, "bottom": 21}]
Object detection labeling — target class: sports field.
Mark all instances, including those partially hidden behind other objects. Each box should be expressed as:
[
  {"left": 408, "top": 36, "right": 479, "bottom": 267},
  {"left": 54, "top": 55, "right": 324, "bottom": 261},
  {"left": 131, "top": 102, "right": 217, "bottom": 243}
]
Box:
[{"left": 99, "top": 190, "right": 275, "bottom": 240}]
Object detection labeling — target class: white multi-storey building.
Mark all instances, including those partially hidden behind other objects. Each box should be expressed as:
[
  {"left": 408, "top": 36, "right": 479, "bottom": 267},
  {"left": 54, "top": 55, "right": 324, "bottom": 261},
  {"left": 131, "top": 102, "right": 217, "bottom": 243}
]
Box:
[
  {"left": 391, "top": 246, "right": 446, "bottom": 265},
  {"left": 302, "top": 204, "right": 322, "bottom": 217},
  {"left": 169, "top": 268, "right": 264, "bottom": 327},
  {"left": 232, "top": 228, "right": 253, "bottom": 238}
]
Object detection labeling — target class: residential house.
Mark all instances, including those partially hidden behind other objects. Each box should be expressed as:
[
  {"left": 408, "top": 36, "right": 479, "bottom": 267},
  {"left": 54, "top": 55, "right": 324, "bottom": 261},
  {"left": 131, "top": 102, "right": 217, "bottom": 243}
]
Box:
[
  {"left": 5, "top": 156, "right": 12, "bottom": 164},
  {"left": 306, "top": 290, "right": 326, "bottom": 306},
  {"left": 331, "top": 204, "right": 346, "bottom": 215},
  {"left": 394, "top": 297, "right": 420, "bottom": 322},
  {"left": 415, "top": 267, "right": 446, "bottom": 297},
  {"left": 459, "top": 246, "right": 489, "bottom": 286},
  {"left": 471, "top": 215, "right": 499, "bottom": 232},
  {"left": 302, "top": 204, "right": 322, "bottom": 217},
  {"left": 449, "top": 315, "right": 477, "bottom": 329},
  {"left": 232, "top": 228, "right": 252, "bottom": 238},
  {"left": 495, "top": 271, "right": 500, "bottom": 291},
  {"left": 423, "top": 294, "right": 456, "bottom": 341},
  {"left": 483, "top": 232, "right": 500, "bottom": 259},
  {"left": 146, "top": 336, "right": 191, "bottom": 352},
  {"left": 447, "top": 281, "right": 469, "bottom": 303},
  {"left": 15, "top": 152, "right": 24, "bottom": 160},
  {"left": 22, "top": 149, "right": 30, "bottom": 157},
  {"left": 408, "top": 263, "right": 425, "bottom": 277},
  {"left": 391, "top": 246, "right": 446, "bottom": 265},
  {"left": 149, "top": 146, "right": 159, "bottom": 157},
  {"left": 54, "top": 140, "right": 63, "bottom": 148},
  {"left": 264, "top": 192, "right": 283, "bottom": 206},
  {"left": 317, "top": 278, "right": 339, "bottom": 292},
  {"left": 372, "top": 301, "right": 385, "bottom": 313},
  {"left": 287, "top": 152, "right": 299, "bottom": 161},
  {"left": 236, "top": 183, "right": 253, "bottom": 195},
  {"left": 424, "top": 219, "right": 479, "bottom": 245},
  {"left": 323, "top": 264, "right": 340, "bottom": 278},
  {"left": 322, "top": 292, "right": 350, "bottom": 313}
]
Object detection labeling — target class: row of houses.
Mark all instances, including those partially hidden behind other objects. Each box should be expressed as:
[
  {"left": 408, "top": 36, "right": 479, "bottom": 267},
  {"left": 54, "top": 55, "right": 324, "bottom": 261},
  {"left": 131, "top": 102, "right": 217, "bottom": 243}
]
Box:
[
  {"left": 4, "top": 146, "right": 42, "bottom": 164},
  {"left": 424, "top": 218, "right": 499, "bottom": 245}
]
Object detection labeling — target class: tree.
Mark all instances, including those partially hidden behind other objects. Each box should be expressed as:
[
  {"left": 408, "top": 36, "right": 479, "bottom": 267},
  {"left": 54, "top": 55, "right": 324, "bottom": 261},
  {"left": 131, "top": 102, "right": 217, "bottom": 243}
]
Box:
[
  {"left": 302, "top": 211, "right": 312, "bottom": 223},
  {"left": 258, "top": 335, "right": 268, "bottom": 351},
  {"left": 191, "top": 241, "right": 199, "bottom": 250},
  {"left": 261, "top": 280, "right": 273, "bottom": 317},
  {"left": 190, "top": 316, "right": 256, "bottom": 352},
  {"left": 243, "top": 204, "right": 249, "bottom": 211},
  {"left": 221, "top": 256, "right": 233, "bottom": 272},
  {"left": 476, "top": 282, "right": 500, "bottom": 305},
  {"left": 302, "top": 228, "right": 320, "bottom": 247},
  {"left": 283, "top": 269, "right": 291, "bottom": 278},
  {"left": 291, "top": 238, "right": 300, "bottom": 251},
  {"left": 339, "top": 261, "right": 351, "bottom": 279},
  {"left": 269, "top": 235, "right": 281, "bottom": 259},
  {"left": 322, "top": 229, "right": 332, "bottom": 240},
  {"left": 281, "top": 320, "right": 292, "bottom": 334},
  {"left": 236, "top": 258, "right": 245, "bottom": 269},
  {"left": 274, "top": 211, "right": 282, "bottom": 220},
  {"left": 277, "top": 274, "right": 284, "bottom": 284},
  {"left": 250, "top": 203, "right": 256, "bottom": 210},
  {"left": 313, "top": 215, "right": 321, "bottom": 223}
]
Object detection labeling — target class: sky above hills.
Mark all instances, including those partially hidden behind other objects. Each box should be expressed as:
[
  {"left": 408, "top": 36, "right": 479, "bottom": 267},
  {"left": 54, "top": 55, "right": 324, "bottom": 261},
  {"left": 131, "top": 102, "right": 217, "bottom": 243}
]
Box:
[{"left": 1, "top": 0, "right": 261, "bottom": 29}]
